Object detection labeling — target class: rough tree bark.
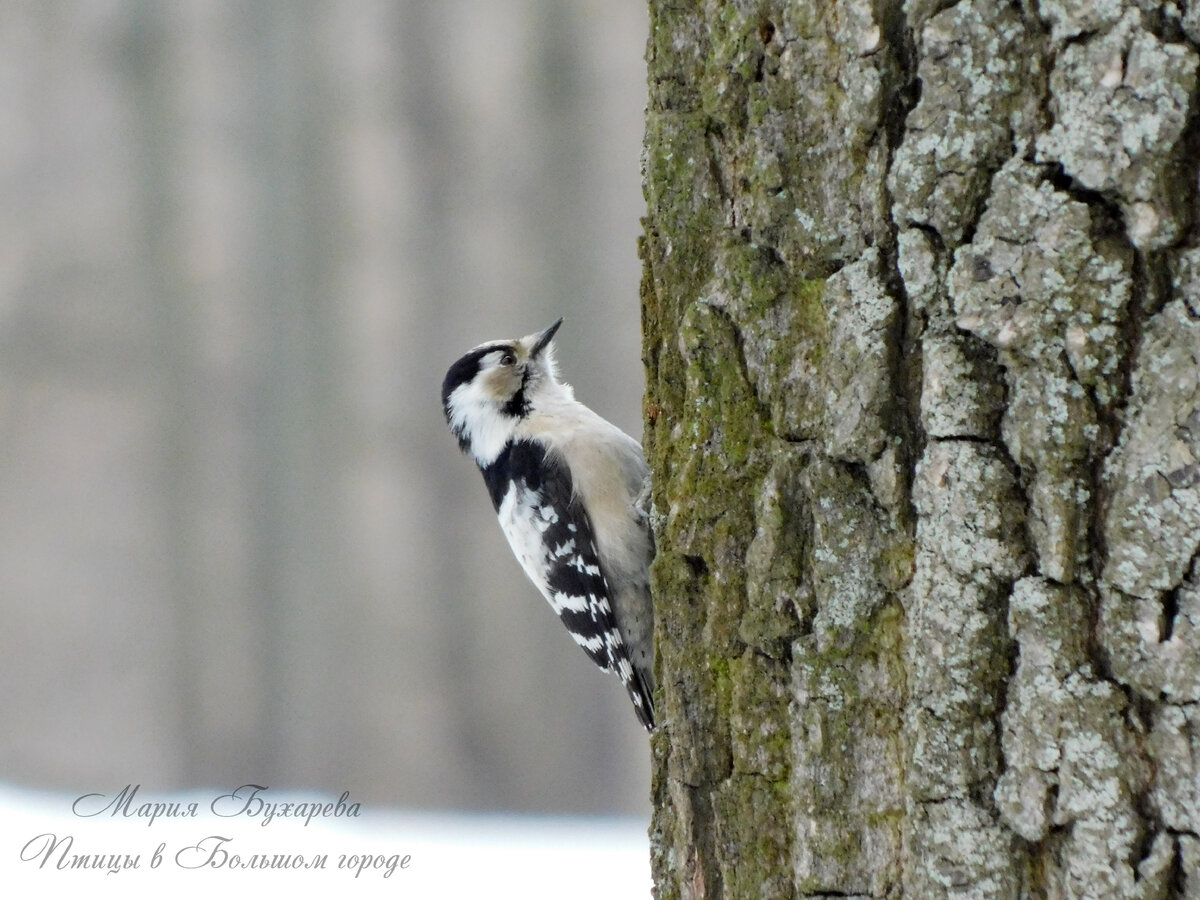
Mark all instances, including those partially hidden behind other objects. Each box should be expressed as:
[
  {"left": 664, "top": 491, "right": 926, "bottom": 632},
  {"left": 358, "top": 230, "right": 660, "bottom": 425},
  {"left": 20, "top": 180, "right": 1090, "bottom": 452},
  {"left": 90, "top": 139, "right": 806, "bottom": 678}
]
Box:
[{"left": 639, "top": 2, "right": 1200, "bottom": 898}]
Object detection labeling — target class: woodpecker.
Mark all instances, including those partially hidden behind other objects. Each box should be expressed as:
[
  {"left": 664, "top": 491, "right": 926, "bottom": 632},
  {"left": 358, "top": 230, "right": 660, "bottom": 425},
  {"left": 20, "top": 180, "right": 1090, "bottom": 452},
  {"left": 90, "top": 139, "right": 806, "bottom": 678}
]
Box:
[{"left": 441, "top": 318, "right": 655, "bottom": 730}]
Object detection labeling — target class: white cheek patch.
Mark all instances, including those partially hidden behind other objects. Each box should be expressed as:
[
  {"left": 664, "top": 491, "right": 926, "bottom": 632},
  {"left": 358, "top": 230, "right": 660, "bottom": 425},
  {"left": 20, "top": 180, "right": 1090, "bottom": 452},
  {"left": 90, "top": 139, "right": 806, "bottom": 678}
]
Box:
[{"left": 447, "top": 379, "right": 515, "bottom": 467}]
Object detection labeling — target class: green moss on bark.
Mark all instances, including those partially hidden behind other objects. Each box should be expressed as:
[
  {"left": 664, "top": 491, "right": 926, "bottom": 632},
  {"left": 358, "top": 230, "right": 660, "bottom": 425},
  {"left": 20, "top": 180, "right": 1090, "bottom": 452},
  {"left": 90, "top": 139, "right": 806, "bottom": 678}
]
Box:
[
  {"left": 642, "top": 1, "right": 910, "bottom": 897},
  {"left": 644, "top": 1, "right": 1200, "bottom": 897}
]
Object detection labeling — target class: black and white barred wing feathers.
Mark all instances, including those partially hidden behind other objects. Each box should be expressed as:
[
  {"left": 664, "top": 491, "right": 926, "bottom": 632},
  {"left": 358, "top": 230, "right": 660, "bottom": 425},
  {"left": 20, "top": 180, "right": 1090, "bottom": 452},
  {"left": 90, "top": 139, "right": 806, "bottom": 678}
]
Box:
[{"left": 491, "top": 443, "right": 654, "bottom": 730}]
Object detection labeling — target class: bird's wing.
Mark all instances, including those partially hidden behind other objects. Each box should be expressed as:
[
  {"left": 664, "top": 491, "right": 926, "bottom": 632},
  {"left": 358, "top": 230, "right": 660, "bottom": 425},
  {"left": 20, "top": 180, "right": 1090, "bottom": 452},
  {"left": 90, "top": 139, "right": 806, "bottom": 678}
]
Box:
[{"left": 492, "top": 440, "right": 654, "bottom": 729}]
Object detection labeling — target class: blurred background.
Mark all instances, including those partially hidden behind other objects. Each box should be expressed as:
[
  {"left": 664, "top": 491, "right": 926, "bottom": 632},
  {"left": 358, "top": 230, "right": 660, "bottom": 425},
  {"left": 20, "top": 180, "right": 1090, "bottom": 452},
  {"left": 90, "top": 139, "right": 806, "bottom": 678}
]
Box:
[{"left": 0, "top": 0, "right": 651, "bottom": 816}]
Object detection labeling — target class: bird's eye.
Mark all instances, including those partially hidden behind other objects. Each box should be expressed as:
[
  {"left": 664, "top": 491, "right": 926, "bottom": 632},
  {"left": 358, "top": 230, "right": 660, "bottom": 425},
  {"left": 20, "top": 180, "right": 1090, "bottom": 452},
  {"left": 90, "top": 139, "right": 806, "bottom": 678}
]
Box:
[{"left": 500, "top": 352, "right": 517, "bottom": 366}]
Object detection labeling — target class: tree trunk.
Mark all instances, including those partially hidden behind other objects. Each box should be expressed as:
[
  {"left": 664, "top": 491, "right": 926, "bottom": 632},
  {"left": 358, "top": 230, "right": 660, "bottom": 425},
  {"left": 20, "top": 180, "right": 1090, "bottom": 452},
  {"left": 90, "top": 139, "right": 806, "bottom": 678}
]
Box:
[{"left": 639, "top": 2, "right": 1200, "bottom": 898}]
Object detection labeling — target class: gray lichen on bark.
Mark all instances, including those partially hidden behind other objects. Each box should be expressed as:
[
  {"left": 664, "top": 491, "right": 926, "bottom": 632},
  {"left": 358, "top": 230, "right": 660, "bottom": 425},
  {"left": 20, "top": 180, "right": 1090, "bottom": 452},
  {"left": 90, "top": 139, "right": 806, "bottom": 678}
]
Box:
[
  {"left": 950, "top": 157, "right": 1135, "bottom": 583},
  {"left": 1035, "top": 9, "right": 1197, "bottom": 249},
  {"left": 641, "top": 1, "right": 1200, "bottom": 898},
  {"left": 889, "top": 0, "right": 1046, "bottom": 247}
]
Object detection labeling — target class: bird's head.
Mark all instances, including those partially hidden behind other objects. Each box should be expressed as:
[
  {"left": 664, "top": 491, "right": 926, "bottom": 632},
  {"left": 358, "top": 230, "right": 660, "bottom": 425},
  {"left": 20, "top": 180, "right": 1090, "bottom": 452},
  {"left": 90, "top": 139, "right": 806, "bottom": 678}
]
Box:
[{"left": 442, "top": 318, "right": 563, "bottom": 466}]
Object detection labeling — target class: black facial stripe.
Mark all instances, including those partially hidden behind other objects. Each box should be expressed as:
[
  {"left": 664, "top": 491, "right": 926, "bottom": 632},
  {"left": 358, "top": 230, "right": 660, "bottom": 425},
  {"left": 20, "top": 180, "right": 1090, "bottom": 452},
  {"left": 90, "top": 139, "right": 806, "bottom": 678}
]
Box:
[
  {"left": 502, "top": 384, "right": 528, "bottom": 419},
  {"left": 440, "top": 342, "right": 515, "bottom": 418},
  {"left": 501, "top": 355, "right": 542, "bottom": 420}
]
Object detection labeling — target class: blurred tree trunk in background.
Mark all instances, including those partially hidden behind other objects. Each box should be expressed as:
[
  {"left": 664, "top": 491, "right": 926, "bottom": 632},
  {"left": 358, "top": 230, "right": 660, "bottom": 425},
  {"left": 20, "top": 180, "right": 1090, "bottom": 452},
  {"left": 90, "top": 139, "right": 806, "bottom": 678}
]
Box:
[
  {"left": 0, "top": 1, "right": 651, "bottom": 813},
  {"left": 640, "top": 2, "right": 1200, "bottom": 897}
]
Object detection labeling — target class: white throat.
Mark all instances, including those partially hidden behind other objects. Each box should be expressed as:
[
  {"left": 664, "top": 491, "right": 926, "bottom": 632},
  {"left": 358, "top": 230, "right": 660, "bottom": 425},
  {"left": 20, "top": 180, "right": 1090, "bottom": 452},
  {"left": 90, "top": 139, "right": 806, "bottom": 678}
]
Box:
[{"left": 447, "top": 379, "right": 520, "bottom": 467}]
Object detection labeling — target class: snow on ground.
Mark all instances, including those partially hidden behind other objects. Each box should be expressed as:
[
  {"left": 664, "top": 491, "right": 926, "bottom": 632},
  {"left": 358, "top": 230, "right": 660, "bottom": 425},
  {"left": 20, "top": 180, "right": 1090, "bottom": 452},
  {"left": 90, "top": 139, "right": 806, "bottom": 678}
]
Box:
[{"left": 0, "top": 783, "right": 651, "bottom": 899}]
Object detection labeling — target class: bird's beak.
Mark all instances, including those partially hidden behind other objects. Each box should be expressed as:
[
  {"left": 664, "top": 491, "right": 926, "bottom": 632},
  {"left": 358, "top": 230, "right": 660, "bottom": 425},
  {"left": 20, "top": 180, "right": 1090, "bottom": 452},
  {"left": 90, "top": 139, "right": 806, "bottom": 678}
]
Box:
[{"left": 527, "top": 318, "right": 563, "bottom": 359}]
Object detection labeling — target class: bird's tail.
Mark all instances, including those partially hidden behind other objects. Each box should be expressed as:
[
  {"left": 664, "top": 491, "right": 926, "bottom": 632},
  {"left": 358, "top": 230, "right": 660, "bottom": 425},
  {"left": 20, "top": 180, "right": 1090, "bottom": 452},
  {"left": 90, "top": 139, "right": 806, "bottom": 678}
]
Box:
[{"left": 624, "top": 663, "right": 655, "bottom": 732}]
